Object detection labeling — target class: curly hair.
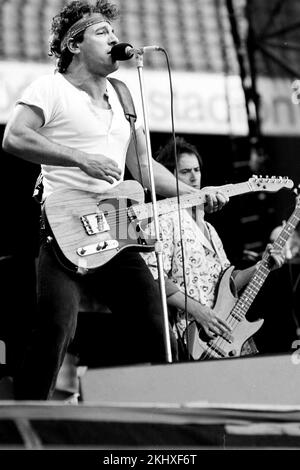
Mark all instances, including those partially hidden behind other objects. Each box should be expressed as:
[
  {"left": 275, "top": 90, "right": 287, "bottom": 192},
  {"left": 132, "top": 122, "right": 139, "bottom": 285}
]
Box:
[
  {"left": 49, "top": 0, "right": 119, "bottom": 73},
  {"left": 156, "top": 136, "right": 203, "bottom": 173}
]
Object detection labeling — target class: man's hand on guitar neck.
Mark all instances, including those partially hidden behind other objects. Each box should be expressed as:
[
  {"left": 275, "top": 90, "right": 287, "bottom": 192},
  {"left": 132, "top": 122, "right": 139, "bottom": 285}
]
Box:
[
  {"left": 204, "top": 188, "right": 229, "bottom": 214},
  {"left": 259, "top": 243, "right": 286, "bottom": 271},
  {"left": 181, "top": 185, "right": 229, "bottom": 213},
  {"left": 191, "top": 186, "right": 229, "bottom": 214},
  {"left": 233, "top": 244, "right": 286, "bottom": 292}
]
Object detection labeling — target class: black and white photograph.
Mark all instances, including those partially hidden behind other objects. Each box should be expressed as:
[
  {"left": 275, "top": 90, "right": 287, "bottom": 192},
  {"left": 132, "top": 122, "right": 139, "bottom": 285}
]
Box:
[{"left": 0, "top": 0, "right": 300, "bottom": 458}]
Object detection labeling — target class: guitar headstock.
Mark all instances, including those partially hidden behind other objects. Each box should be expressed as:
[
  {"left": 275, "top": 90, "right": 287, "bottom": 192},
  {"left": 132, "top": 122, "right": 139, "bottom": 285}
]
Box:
[{"left": 248, "top": 175, "right": 294, "bottom": 192}]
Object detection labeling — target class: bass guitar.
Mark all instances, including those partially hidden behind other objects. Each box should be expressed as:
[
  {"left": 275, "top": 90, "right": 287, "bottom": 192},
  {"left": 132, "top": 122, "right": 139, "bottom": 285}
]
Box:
[
  {"left": 44, "top": 176, "right": 293, "bottom": 273},
  {"left": 187, "top": 194, "right": 300, "bottom": 360}
]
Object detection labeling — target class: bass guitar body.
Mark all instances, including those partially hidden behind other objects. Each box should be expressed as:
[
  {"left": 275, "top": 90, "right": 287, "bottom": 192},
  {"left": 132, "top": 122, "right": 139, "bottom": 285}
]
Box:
[{"left": 187, "top": 267, "right": 264, "bottom": 360}]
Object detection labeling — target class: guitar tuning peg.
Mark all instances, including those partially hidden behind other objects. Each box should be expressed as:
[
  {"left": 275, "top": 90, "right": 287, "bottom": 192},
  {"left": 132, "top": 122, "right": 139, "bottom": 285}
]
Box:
[
  {"left": 271, "top": 175, "right": 275, "bottom": 179},
  {"left": 252, "top": 174, "right": 257, "bottom": 179},
  {"left": 293, "top": 184, "right": 300, "bottom": 195}
]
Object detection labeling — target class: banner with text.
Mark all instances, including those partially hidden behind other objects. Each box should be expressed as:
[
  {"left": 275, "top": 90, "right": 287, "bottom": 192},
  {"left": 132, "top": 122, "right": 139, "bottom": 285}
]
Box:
[{"left": 0, "top": 61, "right": 298, "bottom": 136}]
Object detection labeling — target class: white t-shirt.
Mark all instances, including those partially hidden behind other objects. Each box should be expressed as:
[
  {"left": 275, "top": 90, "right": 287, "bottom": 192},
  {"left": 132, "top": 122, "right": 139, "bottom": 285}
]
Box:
[{"left": 17, "top": 72, "right": 141, "bottom": 199}]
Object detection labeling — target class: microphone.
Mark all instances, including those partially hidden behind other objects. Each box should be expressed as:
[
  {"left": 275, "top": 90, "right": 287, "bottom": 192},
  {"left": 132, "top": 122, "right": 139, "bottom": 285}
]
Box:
[{"left": 110, "top": 42, "right": 162, "bottom": 61}]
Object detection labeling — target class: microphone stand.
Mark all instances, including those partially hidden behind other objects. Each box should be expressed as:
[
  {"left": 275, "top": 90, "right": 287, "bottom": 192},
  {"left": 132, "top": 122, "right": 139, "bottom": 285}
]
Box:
[{"left": 132, "top": 49, "right": 173, "bottom": 363}]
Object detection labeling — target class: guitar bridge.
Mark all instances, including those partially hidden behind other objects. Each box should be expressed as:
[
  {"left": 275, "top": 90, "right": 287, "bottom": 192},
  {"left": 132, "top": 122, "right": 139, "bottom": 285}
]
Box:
[
  {"left": 81, "top": 211, "right": 110, "bottom": 235},
  {"left": 77, "top": 240, "right": 119, "bottom": 257}
]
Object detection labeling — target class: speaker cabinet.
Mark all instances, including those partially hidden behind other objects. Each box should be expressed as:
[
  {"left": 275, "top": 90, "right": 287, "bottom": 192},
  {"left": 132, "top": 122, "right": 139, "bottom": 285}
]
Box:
[{"left": 81, "top": 353, "right": 300, "bottom": 406}]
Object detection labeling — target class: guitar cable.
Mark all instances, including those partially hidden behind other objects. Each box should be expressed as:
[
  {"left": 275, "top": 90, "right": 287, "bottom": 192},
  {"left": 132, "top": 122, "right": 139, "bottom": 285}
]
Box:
[{"left": 158, "top": 48, "right": 191, "bottom": 360}]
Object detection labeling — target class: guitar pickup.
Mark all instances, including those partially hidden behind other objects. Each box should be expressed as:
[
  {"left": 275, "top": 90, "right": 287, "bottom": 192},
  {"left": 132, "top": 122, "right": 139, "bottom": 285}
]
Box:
[
  {"left": 207, "top": 343, "right": 227, "bottom": 358},
  {"left": 77, "top": 240, "right": 119, "bottom": 257},
  {"left": 221, "top": 332, "right": 234, "bottom": 344},
  {"left": 81, "top": 211, "right": 110, "bottom": 235}
]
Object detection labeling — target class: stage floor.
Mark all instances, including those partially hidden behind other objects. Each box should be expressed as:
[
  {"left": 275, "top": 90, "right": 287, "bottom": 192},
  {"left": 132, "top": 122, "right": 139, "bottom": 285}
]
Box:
[
  {"left": 0, "top": 401, "right": 300, "bottom": 450},
  {"left": 0, "top": 353, "right": 300, "bottom": 450}
]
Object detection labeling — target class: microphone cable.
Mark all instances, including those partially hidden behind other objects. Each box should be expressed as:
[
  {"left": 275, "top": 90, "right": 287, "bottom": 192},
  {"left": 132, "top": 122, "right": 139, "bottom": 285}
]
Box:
[
  {"left": 111, "top": 42, "right": 193, "bottom": 359},
  {"left": 157, "top": 48, "right": 191, "bottom": 361}
]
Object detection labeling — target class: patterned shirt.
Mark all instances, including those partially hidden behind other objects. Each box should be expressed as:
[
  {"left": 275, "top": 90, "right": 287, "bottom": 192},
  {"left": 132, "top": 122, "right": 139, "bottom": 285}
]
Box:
[{"left": 142, "top": 209, "right": 231, "bottom": 336}]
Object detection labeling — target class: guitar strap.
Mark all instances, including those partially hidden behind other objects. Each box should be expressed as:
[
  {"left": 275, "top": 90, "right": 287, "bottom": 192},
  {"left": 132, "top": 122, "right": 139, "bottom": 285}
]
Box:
[
  {"left": 107, "top": 77, "right": 137, "bottom": 123},
  {"left": 107, "top": 77, "right": 145, "bottom": 189},
  {"left": 33, "top": 76, "right": 143, "bottom": 203}
]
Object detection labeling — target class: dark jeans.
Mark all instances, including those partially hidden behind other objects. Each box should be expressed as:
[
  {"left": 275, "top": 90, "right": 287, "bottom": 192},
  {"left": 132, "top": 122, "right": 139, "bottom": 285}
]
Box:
[{"left": 14, "top": 233, "right": 177, "bottom": 400}]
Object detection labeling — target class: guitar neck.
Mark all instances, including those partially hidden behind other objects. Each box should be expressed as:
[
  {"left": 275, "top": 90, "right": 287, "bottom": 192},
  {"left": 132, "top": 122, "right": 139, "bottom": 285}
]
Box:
[
  {"left": 231, "top": 203, "right": 300, "bottom": 322},
  {"left": 133, "top": 181, "right": 253, "bottom": 220}
]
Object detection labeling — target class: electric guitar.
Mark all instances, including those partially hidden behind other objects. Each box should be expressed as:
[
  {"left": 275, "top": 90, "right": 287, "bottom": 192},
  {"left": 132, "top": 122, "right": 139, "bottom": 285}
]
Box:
[
  {"left": 186, "top": 194, "right": 300, "bottom": 361},
  {"left": 44, "top": 176, "right": 293, "bottom": 273}
]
